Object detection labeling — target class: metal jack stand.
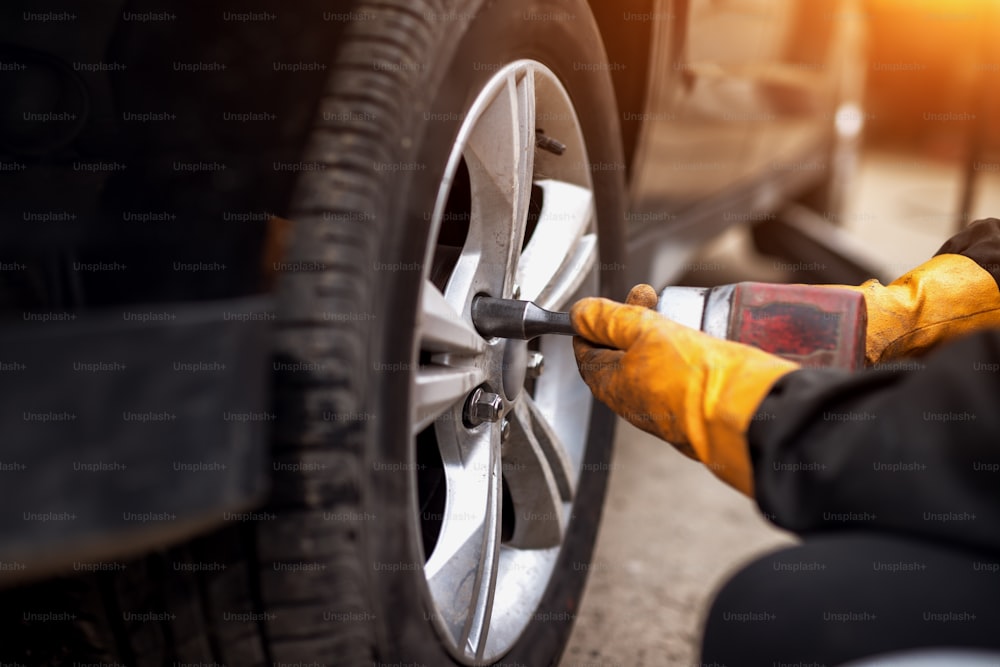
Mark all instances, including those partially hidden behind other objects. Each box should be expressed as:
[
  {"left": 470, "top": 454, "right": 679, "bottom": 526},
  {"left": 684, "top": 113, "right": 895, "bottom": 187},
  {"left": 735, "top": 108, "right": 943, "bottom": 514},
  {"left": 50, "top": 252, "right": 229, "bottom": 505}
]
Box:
[{"left": 751, "top": 203, "right": 892, "bottom": 286}]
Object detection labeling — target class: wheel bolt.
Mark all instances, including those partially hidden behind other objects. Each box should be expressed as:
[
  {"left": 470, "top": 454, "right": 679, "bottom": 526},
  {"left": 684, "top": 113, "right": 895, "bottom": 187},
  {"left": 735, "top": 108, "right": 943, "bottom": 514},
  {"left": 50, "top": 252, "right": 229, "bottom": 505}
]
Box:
[
  {"left": 465, "top": 388, "right": 504, "bottom": 427},
  {"left": 501, "top": 419, "right": 511, "bottom": 443},
  {"left": 526, "top": 351, "right": 545, "bottom": 379},
  {"left": 535, "top": 129, "right": 567, "bottom": 156}
]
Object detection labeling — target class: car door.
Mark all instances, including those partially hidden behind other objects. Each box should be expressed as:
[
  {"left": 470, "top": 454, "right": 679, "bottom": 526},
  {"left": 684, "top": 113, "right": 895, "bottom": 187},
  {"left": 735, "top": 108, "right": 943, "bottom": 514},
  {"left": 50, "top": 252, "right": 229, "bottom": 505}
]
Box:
[
  {"left": 627, "top": 0, "right": 778, "bottom": 287},
  {"left": 737, "top": 0, "right": 865, "bottom": 184},
  {"left": 630, "top": 0, "right": 777, "bottom": 212}
]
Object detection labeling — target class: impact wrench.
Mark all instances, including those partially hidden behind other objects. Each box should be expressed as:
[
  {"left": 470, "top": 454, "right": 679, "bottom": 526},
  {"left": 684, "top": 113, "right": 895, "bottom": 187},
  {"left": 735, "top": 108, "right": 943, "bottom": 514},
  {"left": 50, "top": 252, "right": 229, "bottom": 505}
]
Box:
[{"left": 471, "top": 283, "right": 868, "bottom": 371}]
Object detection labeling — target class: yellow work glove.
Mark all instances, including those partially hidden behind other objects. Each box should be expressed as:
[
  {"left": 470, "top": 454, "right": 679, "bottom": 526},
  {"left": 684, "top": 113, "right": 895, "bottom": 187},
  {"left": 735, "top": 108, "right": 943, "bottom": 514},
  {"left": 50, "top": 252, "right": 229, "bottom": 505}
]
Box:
[
  {"left": 831, "top": 254, "right": 1000, "bottom": 365},
  {"left": 571, "top": 285, "right": 799, "bottom": 496}
]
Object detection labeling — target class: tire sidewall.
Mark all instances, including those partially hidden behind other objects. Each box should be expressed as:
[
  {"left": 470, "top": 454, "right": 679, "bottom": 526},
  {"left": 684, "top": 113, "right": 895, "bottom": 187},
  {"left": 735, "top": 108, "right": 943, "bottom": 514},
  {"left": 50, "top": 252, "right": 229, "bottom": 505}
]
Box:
[{"left": 368, "top": 1, "right": 626, "bottom": 663}]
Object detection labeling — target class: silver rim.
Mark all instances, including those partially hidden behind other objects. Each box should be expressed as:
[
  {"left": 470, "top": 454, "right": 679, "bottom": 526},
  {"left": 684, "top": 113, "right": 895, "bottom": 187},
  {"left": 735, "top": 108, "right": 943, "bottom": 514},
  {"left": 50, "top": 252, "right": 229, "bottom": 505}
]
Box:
[{"left": 410, "top": 61, "right": 600, "bottom": 665}]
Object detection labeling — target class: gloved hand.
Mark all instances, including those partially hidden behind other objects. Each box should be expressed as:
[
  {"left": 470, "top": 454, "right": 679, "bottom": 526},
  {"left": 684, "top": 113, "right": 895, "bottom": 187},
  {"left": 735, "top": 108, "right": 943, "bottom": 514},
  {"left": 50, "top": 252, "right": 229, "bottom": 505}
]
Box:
[
  {"left": 571, "top": 285, "right": 799, "bottom": 496},
  {"left": 831, "top": 254, "right": 1000, "bottom": 365}
]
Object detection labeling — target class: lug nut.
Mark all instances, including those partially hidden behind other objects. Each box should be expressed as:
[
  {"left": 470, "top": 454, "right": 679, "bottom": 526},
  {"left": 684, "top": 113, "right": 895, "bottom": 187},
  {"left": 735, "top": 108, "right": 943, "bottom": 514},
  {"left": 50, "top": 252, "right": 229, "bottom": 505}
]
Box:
[
  {"left": 526, "top": 351, "right": 545, "bottom": 379},
  {"left": 466, "top": 388, "right": 504, "bottom": 427},
  {"left": 535, "top": 129, "right": 567, "bottom": 156}
]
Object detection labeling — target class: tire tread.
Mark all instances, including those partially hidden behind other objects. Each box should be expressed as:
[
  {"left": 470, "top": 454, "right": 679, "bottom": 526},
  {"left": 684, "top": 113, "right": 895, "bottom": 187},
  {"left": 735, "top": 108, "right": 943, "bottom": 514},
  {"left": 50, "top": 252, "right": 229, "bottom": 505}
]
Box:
[{"left": 0, "top": 1, "right": 448, "bottom": 665}]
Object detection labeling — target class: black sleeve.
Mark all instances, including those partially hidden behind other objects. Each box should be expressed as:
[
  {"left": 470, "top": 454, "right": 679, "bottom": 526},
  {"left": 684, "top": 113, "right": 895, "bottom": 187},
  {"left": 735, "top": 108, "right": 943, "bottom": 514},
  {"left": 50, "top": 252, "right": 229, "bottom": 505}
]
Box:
[
  {"left": 936, "top": 217, "right": 1000, "bottom": 287},
  {"left": 748, "top": 329, "right": 1000, "bottom": 554}
]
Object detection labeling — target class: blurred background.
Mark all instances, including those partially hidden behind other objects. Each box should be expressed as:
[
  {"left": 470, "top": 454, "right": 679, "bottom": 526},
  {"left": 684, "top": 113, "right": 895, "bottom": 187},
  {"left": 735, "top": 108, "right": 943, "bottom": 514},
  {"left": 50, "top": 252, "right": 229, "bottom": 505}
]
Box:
[{"left": 562, "top": 1, "right": 1000, "bottom": 665}]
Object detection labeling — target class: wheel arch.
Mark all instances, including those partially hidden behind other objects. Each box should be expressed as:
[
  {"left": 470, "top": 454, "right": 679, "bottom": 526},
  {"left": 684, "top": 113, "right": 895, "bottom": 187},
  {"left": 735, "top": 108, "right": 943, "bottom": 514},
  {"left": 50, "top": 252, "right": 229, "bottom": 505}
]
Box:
[{"left": 587, "top": 0, "right": 662, "bottom": 177}]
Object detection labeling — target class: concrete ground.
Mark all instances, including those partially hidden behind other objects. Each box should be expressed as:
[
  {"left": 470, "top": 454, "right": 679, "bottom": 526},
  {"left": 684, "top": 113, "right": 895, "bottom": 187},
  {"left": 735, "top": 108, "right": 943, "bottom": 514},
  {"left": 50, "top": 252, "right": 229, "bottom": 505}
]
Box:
[{"left": 559, "top": 149, "right": 1000, "bottom": 667}]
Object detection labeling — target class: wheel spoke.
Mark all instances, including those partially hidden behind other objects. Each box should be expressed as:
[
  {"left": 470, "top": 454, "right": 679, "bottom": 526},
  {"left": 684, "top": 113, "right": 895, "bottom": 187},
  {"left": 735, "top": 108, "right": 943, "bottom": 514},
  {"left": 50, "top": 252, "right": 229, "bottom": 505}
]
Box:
[
  {"left": 502, "top": 396, "right": 575, "bottom": 549},
  {"left": 542, "top": 234, "right": 598, "bottom": 312},
  {"left": 517, "top": 180, "right": 598, "bottom": 311},
  {"left": 511, "top": 66, "right": 538, "bottom": 271},
  {"left": 420, "top": 280, "right": 486, "bottom": 355},
  {"left": 425, "top": 424, "right": 502, "bottom": 659},
  {"left": 522, "top": 394, "right": 576, "bottom": 499},
  {"left": 533, "top": 335, "right": 593, "bottom": 475},
  {"left": 413, "top": 366, "right": 485, "bottom": 434},
  {"left": 447, "top": 67, "right": 537, "bottom": 308}
]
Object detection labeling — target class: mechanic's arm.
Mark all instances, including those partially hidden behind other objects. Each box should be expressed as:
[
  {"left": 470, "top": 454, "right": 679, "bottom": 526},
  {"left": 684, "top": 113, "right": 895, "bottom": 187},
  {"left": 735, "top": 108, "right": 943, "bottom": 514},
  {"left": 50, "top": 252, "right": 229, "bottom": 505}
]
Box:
[
  {"left": 572, "top": 218, "right": 1000, "bottom": 549},
  {"left": 749, "top": 217, "right": 1000, "bottom": 553},
  {"left": 751, "top": 330, "right": 1000, "bottom": 554}
]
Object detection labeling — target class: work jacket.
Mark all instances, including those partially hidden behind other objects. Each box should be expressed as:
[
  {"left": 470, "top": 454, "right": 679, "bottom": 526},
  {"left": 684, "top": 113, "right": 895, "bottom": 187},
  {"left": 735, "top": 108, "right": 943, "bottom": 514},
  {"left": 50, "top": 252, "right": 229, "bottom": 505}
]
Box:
[{"left": 749, "top": 218, "right": 1000, "bottom": 554}]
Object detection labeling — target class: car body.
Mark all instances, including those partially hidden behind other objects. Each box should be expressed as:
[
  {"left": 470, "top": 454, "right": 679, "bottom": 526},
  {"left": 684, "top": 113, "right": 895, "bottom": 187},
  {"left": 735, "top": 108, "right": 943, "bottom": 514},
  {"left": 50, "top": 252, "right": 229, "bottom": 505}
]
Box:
[{"left": 0, "top": 1, "right": 865, "bottom": 664}]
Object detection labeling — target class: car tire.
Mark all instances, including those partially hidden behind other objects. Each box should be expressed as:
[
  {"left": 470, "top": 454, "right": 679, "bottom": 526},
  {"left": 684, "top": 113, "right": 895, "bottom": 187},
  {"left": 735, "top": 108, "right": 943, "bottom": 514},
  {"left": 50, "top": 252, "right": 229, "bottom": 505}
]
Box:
[{"left": 0, "top": 1, "right": 626, "bottom": 665}]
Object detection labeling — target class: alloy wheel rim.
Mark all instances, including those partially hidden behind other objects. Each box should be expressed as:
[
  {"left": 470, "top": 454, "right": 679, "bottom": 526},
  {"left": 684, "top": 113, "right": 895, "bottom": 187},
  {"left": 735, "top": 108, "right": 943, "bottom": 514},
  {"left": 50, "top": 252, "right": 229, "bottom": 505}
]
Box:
[{"left": 411, "top": 60, "right": 600, "bottom": 665}]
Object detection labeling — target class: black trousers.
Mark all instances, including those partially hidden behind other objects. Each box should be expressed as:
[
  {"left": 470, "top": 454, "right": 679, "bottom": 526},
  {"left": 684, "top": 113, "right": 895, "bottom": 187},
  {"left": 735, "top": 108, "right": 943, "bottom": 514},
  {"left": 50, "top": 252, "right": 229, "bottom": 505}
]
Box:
[{"left": 701, "top": 534, "right": 1000, "bottom": 667}]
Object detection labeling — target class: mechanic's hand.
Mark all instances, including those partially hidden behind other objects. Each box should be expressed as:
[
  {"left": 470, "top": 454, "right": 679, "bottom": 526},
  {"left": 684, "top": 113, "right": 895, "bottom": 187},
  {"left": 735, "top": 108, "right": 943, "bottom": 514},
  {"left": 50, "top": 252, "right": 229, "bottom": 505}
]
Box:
[
  {"left": 827, "top": 254, "right": 1000, "bottom": 365},
  {"left": 571, "top": 285, "right": 798, "bottom": 496}
]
